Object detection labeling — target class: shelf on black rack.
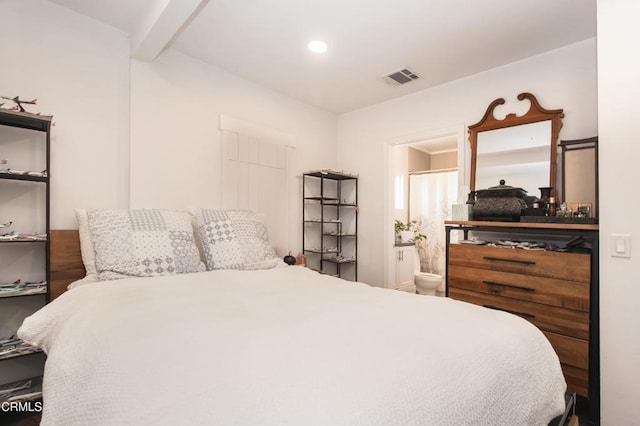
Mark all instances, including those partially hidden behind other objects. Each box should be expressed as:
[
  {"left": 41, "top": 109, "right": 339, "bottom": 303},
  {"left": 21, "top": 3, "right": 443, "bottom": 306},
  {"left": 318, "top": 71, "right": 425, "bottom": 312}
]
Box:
[
  {"left": 0, "top": 346, "right": 43, "bottom": 361},
  {"left": 323, "top": 258, "right": 356, "bottom": 264},
  {"left": 0, "top": 375, "right": 43, "bottom": 405},
  {"left": 0, "top": 238, "right": 47, "bottom": 243},
  {"left": 0, "top": 173, "right": 47, "bottom": 183}
]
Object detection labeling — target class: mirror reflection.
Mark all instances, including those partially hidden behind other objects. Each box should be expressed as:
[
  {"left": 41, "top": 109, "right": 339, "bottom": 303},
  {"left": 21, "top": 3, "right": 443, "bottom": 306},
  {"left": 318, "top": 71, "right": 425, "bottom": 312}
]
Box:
[{"left": 475, "top": 120, "right": 551, "bottom": 195}]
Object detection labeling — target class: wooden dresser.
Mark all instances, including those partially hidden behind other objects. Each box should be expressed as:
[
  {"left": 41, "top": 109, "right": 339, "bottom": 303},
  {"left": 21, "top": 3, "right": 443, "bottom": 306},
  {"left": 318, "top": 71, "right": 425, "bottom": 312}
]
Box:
[{"left": 445, "top": 221, "right": 599, "bottom": 422}]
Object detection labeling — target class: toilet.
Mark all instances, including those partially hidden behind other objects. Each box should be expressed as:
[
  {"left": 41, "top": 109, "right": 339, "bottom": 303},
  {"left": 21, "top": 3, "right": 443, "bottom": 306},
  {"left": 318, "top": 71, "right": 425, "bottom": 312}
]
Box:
[{"left": 413, "top": 249, "right": 442, "bottom": 296}]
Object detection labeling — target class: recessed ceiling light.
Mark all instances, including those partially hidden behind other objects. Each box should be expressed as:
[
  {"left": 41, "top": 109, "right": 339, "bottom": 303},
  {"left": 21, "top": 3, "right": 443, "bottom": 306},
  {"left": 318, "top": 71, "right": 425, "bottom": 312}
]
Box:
[{"left": 308, "top": 40, "right": 328, "bottom": 54}]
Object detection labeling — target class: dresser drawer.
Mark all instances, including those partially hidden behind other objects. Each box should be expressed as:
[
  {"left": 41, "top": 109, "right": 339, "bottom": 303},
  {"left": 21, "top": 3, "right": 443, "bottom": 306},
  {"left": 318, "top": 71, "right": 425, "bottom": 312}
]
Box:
[
  {"left": 448, "top": 288, "right": 589, "bottom": 340},
  {"left": 543, "top": 331, "right": 589, "bottom": 370},
  {"left": 560, "top": 364, "right": 589, "bottom": 397},
  {"left": 543, "top": 331, "right": 589, "bottom": 397},
  {"left": 448, "top": 244, "right": 591, "bottom": 282},
  {"left": 448, "top": 265, "right": 590, "bottom": 312}
]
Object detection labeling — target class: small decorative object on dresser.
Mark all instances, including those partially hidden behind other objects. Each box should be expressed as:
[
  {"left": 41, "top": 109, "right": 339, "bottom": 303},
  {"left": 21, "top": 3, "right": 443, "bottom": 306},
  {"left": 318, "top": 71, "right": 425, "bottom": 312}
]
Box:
[
  {"left": 472, "top": 179, "right": 528, "bottom": 221},
  {"left": 539, "top": 186, "right": 553, "bottom": 204},
  {"left": 452, "top": 204, "right": 473, "bottom": 221}
]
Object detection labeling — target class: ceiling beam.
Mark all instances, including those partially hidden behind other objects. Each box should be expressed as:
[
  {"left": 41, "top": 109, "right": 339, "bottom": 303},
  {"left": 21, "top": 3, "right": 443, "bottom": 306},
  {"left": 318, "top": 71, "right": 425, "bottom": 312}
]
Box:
[{"left": 131, "top": 0, "right": 206, "bottom": 62}]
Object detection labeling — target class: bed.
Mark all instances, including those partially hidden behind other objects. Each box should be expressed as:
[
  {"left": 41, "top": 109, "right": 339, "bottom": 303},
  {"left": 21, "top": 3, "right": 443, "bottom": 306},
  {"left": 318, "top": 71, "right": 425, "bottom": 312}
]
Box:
[{"left": 20, "top": 209, "right": 570, "bottom": 425}]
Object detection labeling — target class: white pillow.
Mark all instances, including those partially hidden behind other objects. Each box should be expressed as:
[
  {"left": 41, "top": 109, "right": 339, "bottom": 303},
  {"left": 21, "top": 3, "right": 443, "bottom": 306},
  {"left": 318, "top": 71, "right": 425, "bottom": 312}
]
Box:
[
  {"left": 75, "top": 208, "right": 98, "bottom": 281},
  {"left": 86, "top": 209, "right": 206, "bottom": 281},
  {"left": 189, "top": 208, "right": 283, "bottom": 271}
]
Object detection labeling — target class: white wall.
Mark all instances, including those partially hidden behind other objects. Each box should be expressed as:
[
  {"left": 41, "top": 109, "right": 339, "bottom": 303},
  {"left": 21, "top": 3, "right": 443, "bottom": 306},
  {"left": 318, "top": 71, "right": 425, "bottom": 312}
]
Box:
[
  {"left": 430, "top": 151, "right": 457, "bottom": 170},
  {"left": 337, "top": 39, "right": 597, "bottom": 287},
  {"left": 0, "top": 0, "right": 337, "bottom": 257},
  {"left": 0, "top": 0, "right": 131, "bottom": 229},
  {"left": 129, "top": 48, "right": 337, "bottom": 253},
  {"left": 597, "top": 1, "right": 640, "bottom": 423}
]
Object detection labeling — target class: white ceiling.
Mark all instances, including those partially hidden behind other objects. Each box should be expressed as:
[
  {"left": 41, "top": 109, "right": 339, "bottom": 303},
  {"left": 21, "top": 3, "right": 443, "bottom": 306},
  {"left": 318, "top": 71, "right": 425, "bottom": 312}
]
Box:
[{"left": 48, "top": 0, "right": 596, "bottom": 114}]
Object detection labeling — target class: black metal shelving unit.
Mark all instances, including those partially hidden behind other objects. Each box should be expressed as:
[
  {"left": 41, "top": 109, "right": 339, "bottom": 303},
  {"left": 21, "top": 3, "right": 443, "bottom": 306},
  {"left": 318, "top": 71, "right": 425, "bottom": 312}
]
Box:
[
  {"left": 0, "top": 108, "right": 51, "bottom": 389},
  {"left": 302, "top": 170, "right": 358, "bottom": 281}
]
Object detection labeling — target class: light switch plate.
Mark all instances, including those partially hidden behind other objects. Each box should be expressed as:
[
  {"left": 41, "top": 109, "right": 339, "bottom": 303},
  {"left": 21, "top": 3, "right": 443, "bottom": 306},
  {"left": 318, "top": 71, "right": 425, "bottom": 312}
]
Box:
[{"left": 611, "top": 234, "right": 632, "bottom": 258}]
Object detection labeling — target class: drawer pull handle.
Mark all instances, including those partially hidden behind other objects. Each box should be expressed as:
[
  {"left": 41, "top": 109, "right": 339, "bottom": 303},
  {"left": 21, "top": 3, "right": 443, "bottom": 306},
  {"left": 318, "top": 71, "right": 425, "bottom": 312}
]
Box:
[
  {"left": 483, "top": 304, "right": 536, "bottom": 319},
  {"left": 483, "top": 256, "right": 536, "bottom": 265},
  {"left": 483, "top": 280, "right": 535, "bottom": 292}
]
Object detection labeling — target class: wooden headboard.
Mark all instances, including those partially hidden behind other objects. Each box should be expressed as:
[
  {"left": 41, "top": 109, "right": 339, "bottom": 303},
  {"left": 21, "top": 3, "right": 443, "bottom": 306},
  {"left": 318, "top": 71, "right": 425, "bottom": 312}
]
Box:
[{"left": 50, "top": 230, "right": 85, "bottom": 301}]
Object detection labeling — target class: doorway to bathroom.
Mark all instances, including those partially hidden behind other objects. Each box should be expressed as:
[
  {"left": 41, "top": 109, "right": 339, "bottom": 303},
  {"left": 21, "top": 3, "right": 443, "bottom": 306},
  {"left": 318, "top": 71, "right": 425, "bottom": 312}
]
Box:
[
  {"left": 390, "top": 132, "right": 461, "bottom": 294},
  {"left": 409, "top": 169, "right": 457, "bottom": 280}
]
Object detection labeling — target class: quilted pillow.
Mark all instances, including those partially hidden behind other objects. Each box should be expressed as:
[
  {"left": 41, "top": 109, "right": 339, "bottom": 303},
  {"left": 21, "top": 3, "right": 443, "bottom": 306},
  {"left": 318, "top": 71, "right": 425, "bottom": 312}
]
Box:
[
  {"left": 87, "top": 209, "right": 206, "bottom": 281},
  {"left": 190, "top": 209, "right": 283, "bottom": 271}
]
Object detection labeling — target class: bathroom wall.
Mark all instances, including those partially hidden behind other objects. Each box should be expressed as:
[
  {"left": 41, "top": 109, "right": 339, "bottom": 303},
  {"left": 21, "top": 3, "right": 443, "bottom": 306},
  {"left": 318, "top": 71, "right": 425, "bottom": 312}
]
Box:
[
  {"left": 408, "top": 147, "right": 456, "bottom": 173},
  {"left": 431, "top": 151, "right": 457, "bottom": 170},
  {"left": 408, "top": 147, "right": 430, "bottom": 172}
]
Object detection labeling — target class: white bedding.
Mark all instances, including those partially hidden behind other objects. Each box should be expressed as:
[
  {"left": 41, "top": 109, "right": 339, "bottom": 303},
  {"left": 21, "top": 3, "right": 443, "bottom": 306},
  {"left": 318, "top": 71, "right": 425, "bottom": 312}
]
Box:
[{"left": 19, "top": 266, "right": 566, "bottom": 425}]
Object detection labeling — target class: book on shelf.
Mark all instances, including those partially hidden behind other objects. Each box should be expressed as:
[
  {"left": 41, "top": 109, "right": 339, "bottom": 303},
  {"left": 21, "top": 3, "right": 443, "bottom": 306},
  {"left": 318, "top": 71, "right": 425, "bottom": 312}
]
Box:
[{"left": 0, "top": 280, "right": 47, "bottom": 298}]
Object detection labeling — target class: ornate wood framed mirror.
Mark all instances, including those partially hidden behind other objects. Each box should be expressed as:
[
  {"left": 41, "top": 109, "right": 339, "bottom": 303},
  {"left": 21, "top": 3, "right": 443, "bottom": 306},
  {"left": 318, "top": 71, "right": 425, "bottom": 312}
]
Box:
[{"left": 468, "top": 92, "right": 564, "bottom": 199}]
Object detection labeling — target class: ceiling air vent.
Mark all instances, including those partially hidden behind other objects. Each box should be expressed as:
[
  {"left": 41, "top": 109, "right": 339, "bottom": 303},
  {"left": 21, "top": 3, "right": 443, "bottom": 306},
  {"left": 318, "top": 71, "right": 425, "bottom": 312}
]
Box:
[{"left": 384, "top": 67, "right": 420, "bottom": 86}]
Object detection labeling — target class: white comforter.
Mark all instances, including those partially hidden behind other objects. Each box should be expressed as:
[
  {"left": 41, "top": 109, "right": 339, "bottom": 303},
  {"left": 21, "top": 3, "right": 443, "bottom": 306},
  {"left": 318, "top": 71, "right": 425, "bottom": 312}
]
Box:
[{"left": 19, "top": 266, "right": 566, "bottom": 425}]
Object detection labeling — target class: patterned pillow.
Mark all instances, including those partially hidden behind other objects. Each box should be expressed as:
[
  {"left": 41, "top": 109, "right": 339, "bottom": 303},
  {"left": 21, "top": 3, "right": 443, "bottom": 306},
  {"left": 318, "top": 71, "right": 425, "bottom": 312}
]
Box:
[
  {"left": 87, "top": 209, "right": 206, "bottom": 281},
  {"left": 190, "top": 209, "right": 283, "bottom": 271}
]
